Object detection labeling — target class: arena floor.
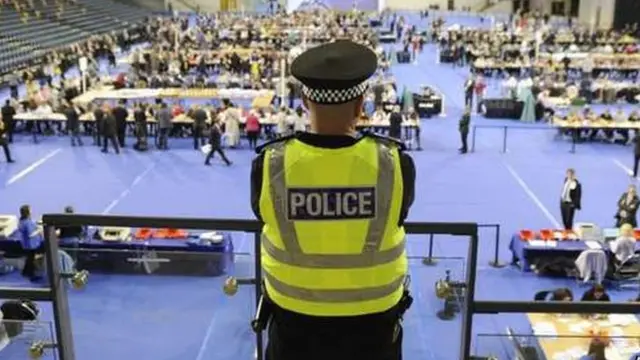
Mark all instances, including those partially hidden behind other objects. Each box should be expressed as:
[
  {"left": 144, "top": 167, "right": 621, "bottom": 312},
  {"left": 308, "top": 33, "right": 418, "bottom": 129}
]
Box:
[{"left": 0, "top": 11, "right": 639, "bottom": 360}]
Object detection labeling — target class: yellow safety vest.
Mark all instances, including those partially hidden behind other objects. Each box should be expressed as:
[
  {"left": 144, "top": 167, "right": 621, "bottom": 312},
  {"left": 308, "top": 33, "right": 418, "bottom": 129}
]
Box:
[{"left": 259, "top": 137, "right": 407, "bottom": 317}]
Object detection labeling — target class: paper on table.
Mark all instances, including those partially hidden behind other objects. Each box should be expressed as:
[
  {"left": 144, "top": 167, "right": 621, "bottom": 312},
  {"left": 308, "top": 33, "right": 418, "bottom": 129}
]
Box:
[
  {"left": 584, "top": 241, "right": 602, "bottom": 249},
  {"left": 568, "top": 322, "right": 589, "bottom": 333},
  {"left": 546, "top": 241, "right": 558, "bottom": 248},
  {"left": 609, "top": 314, "right": 634, "bottom": 326},
  {"left": 533, "top": 322, "right": 558, "bottom": 337},
  {"left": 528, "top": 240, "right": 547, "bottom": 247}
]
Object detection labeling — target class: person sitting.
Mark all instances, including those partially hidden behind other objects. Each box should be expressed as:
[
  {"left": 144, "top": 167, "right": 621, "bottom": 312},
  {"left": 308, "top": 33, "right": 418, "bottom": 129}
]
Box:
[
  {"left": 579, "top": 337, "right": 608, "bottom": 360},
  {"left": 551, "top": 287, "right": 573, "bottom": 301},
  {"left": 0, "top": 300, "right": 39, "bottom": 353},
  {"left": 609, "top": 223, "right": 637, "bottom": 273},
  {"left": 581, "top": 284, "right": 610, "bottom": 302},
  {"left": 55, "top": 206, "right": 84, "bottom": 239}
]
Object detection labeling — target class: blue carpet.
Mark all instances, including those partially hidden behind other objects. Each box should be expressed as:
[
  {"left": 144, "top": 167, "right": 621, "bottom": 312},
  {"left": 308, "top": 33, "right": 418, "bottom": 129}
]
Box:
[{"left": 1, "top": 12, "right": 639, "bottom": 360}]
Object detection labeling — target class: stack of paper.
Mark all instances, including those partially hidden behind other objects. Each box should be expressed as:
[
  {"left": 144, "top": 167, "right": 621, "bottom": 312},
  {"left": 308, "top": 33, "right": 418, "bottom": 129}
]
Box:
[
  {"left": 568, "top": 321, "right": 590, "bottom": 333},
  {"left": 528, "top": 240, "right": 546, "bottom": 247},
  {"left": 608, "top": 314, "right": 634, "bottom": 327},
  {"left": 533, "top": 322, "right": 558, "bottom": 338}
]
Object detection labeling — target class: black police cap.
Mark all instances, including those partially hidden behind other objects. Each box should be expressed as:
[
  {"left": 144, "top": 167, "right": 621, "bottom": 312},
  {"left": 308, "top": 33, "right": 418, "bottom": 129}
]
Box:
[{"left": 291, "top": 40, "right": 378, "bottom": 104}]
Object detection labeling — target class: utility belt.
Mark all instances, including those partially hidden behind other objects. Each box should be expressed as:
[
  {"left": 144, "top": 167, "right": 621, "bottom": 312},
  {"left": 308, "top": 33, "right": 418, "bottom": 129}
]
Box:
[{"left": 252, "top": 276, "right": 413, "bottom": 342}]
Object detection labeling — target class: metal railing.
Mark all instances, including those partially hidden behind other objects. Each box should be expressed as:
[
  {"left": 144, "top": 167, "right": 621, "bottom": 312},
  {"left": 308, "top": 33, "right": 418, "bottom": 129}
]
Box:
[
  {"left": 421, "top": 223, "right": 504, "bottom": 268},
  {"left": 470, "top": 123, "right": 580, "bottom": 153},
  {"left": 0, "top": 214, "right": 482, "bottom": 360}
]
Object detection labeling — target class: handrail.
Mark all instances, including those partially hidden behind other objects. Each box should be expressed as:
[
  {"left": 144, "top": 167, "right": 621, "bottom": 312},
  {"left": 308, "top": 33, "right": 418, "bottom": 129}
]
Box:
[
  {"left": 14, "top": 214, "right": 480, "bottom": 360},
  {"left": 421, "top": 223, "right": 503, "bottom": 268},
  {"left": 470, "top": 123, "right": 577, "bottom": 153}
]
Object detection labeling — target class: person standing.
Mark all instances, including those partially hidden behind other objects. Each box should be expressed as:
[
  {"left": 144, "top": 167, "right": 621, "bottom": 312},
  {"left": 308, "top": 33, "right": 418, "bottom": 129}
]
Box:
[
  {"left": 113, "top": 100, "right": 129, "bottom": 148},
  {"left": 156, "top": 102, "right": 172, "bottom": 150},
  {"left": 560, "top": 168, "right": 582, "bottom": 230},
  {"left": 632, "top": 132, "right": 640, "bottom": 178},
  {"left": 245, "top": 110, "right": 261, "bottom": 150},
  {"left": 17, "top": 205, "right": 43, "bottom": 282},
  {"left": 93, "top": 102, "right": 105, "bottom": 146},
  {"left": 458, "top": 107, "right": 471, "bottom": 154},
  {"left": 388, "top": 105, "right": 402, "bottom": 140},
  {"left": 463, "top": 74, "right": 475, "bottom": 107},
  {"left": 101, "top": 106, "right": 120, "bottom": 154},
  {"left": 192, "top": 105, "right": 207, "bottom": 150},
  {"left": 615, "top": 185, "right": 640, "bottom": 227},
  {"left": 0, "top": 120, "right": 14, "bottom": 163},
  {"left": 1, "top": 100, "right": 15, "bottom": 143},
  {"left": 64, "top": 102, "right": 83, "bottom": 146},
  {"left": 250, "top": 41, "right": 415, "bottom": 360},
  {"left": 204, "top": 119, "right": 231, "bottom": 166}
]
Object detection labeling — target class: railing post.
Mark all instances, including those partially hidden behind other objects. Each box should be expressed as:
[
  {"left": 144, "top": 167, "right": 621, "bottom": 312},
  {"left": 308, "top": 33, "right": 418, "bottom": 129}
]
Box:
[
  {"left": 487, "top": 224, "right": 505, "bottom": 268},
  {"left": 422, "top": 233, "right": 437, "bottom": 266},
  {"left": 501, "top": 126, "right": 508, "bottom": 153},
  {"left": 470, "top": 125, "right": 476, "bottom": 153}
]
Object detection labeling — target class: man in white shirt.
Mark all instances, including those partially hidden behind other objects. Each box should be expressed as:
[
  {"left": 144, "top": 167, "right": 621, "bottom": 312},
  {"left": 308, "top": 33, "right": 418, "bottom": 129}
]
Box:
[{"left": 560, "top": 168, "right": 582, "bottom": 230}]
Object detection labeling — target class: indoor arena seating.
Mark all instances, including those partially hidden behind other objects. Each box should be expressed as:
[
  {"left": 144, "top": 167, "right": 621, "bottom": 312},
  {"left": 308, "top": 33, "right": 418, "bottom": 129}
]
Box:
[
  {"left": 0, "top": 0, "right": 147, "bottom": 55},
  {"left": 0, "top": 35, "right": 43, "bottom": 75}
]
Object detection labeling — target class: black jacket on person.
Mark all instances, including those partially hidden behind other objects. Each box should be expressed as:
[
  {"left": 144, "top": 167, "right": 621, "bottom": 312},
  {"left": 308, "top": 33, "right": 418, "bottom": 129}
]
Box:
[
  {"left": 102, "top": 114, "right": 117, "bottom": 136},
  {"left": 93, "top": 108, "right": 104, "bottom": 129},
  {"left": 64, "top": 107, "right": 80, "bottom": 131},
  {"left": 209, "top": 124, "right": 222, "bottom": 148},
  {"left": 1, "top": 105, "right": 15, "bottom": 123},
  {"left": 112, "top": 106, "right": 128, "bottom": 127}
]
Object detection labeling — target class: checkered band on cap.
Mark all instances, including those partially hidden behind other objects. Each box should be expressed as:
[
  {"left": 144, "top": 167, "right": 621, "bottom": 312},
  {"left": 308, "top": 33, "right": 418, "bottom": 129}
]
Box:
[{"left": 301, "top": 81, "right": 369, "bottom": 104}]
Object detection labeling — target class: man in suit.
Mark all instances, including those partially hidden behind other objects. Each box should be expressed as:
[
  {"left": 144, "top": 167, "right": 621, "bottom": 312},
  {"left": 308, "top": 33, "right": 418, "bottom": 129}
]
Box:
[
  {"left": 156, "top": 103, "right": 172, "bottom": 150},
  {"left": 112, "top": 100, "right": 129, "bottom": 148},
  {"left": 63, "top": 103, "right": 83, "bottom": 146},
  {"left": 101, "top": 106, "right": 120, "bottom": 154},
  {"left": 93, "top": 102, "right": 105, "bottom": 146},
  {"left": 0, "top": 120, "right": 14, "bottom": 163},
  {"left": 388, "top": 105, "right": 402, "bottom": 140},
  {"left": 632, "top": 132, "right": 640, "bottom": 178},
  {"left": 1, "top": 100, "right": 16, "bottom": 143},
  {"left": 463, "top": 75, "right": 475, "bottom": 107},
  {"left": 192, "top": 105, "right": 207, "bottom": 150},
  {"left": 204, "top": 119, "right": 231, "bottom": 166},
  {"left": 560, "top": 168, "right": 582, "bottom": 230},
  {"left": 459, "top": 107, "right": 471, "bottom": 154}
]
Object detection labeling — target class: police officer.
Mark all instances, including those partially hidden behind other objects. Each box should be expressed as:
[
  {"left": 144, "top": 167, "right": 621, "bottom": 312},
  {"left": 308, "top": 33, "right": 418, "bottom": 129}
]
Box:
[{"left": 250, "top": 41, "right": 415, "bottom": 360}]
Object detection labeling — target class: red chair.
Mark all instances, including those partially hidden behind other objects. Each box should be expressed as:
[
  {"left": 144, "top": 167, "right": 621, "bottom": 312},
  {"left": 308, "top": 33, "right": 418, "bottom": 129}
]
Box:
[
  {"left": 634, "top": 229, "right": 640, "bottom": 240},
  {"left": 134, "top": 228, "right": 153, "bottom": 240},
  {"left": 539, "top": 229, "right": 554, "bottom": 241},
  {"left": 519, "top": 229, "right": 534, "bottom": 241}
]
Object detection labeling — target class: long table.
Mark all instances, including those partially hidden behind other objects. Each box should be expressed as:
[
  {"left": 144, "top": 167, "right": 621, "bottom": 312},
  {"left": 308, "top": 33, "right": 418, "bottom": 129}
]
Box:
[
  {"left": 0, "top": 230, "right": 234, "bottom": 277},
  {"left": 509, "top": 232, "right": 640, "bottom": 272},
  {"left": 527, "top": 313, "right": 640, "bottom": 360}
]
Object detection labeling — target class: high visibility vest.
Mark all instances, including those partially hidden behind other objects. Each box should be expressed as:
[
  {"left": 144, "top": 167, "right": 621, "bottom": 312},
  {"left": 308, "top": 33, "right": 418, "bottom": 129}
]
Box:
[{"left": 259, "top": 137, "right": 407, "bottom": 317}]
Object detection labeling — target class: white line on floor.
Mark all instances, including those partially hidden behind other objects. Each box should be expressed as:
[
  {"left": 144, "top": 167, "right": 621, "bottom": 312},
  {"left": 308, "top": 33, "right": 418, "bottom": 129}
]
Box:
[
  {"left": 101, "top": 164, "right": 155, "bottom": 214},
  {"left": 612, "top": 158, "right": 635, "bottom": 177},
  {"left": 195, "top": 312, "right": 220, "bottom": 360},
  {"left": 504, "top": 163, "right": 562, "bottom": 229},
  {"left": 6, "top": 148, "right": 62, "bottom": 185}
]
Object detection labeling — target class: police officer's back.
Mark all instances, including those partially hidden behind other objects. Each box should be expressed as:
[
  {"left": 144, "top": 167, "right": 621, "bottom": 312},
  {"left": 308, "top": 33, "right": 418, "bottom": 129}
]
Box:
[{"left": 250, "top": 41, "right": 415, "bottom": 360}]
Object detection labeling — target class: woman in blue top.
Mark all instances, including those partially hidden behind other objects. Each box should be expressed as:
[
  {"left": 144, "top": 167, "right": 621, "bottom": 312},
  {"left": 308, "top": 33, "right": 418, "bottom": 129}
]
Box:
[{"left": 17, "top": 205, "right": 43, "bottom": 282}]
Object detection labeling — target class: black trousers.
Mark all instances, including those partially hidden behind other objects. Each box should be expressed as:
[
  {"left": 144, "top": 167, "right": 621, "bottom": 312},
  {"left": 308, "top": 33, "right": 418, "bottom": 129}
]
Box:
[
  {"left": 460, "top": 131, "right": 468, "bottom": 152},
  {"left": 117, "top": 125, "right": 126, "bottom": 147},
  {"left": 2, "top": 120, "right": 13, "bottom": 142},
  {"left": 102, "top": 135, "right": 120, "bottom": 153},
  {"left": 193, "top": 126, "right": 205, "bottom": 149},
  {"left": 266, "top": 305, "right": 402, "bottom": 360},
  {"left": 21, "top": 247, "right": 43, "bottom": 279},
  {"left": 633, "top": 154, "right": 640, "bottom": 177},
  {"left": 205, "top": 146, "right": 230, "bottom": 165},
  {"left": 560, "top": 201, "right": 576, "bottom": 230},
  {"left": 1, "top": 141, "right": 11, "bottom": 161}
]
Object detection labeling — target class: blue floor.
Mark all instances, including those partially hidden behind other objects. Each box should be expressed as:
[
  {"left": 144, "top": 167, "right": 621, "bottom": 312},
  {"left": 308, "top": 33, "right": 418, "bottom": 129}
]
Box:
[{"left": 1, "top": 12, "right": 639, "bottom": 360}]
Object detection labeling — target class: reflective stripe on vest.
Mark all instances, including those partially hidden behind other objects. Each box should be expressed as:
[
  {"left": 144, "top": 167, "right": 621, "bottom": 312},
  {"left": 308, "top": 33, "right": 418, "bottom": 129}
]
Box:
[
  {"left": 262, "top": 140, "right": 404, "bottom": 303},
  {"left": 265, "top": 141, "right": 399, "bottom": 268}
]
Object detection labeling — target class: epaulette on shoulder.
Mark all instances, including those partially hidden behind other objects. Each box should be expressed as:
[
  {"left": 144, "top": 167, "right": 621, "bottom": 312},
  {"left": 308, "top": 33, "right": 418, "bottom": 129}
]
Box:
[
  {"left": 255, "top": 134, "right": 297, "bottom": 154},
  {"left": 361, "top": 131, "right": 406, "bottom": 151}
]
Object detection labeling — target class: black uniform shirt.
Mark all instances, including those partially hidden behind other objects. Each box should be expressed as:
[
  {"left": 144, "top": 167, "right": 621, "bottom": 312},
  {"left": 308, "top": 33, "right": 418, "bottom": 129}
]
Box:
[{"left": 250, "top": 133, "right": 416, "bottom": 226}]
